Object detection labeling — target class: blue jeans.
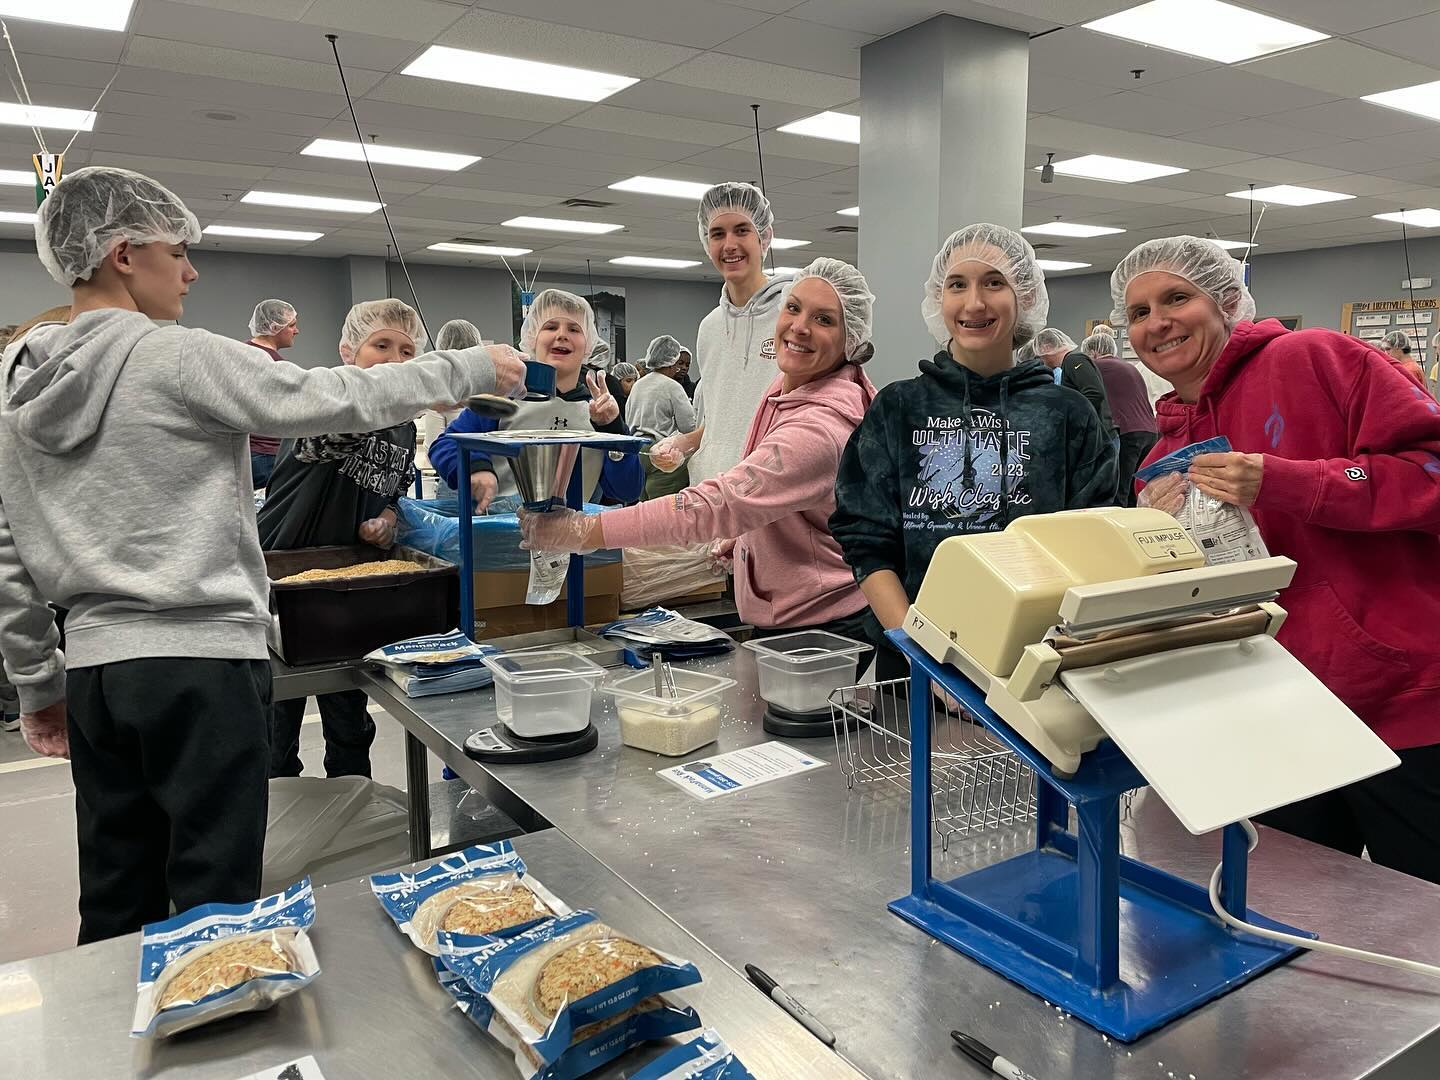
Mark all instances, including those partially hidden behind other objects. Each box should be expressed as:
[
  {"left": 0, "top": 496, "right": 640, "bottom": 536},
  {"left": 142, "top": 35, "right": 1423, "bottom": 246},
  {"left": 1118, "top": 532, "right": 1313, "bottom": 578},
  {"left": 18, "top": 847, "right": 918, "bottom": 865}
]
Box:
[{"left": 250, "top": 451, "right": 275, "bottom": 490}]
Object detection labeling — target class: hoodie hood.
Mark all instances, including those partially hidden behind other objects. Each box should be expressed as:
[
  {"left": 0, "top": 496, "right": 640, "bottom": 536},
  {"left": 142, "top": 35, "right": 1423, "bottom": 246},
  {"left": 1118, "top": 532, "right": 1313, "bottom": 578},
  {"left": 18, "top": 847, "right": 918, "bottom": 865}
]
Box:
[
  {"left": 770, "top": 362, "right": 877, "bottom": 427},
  {"left": 719, "top": 273, "right": 793, "bottom": 371},
  {"left": 1153, "top": 318, "right": 1284, "bottom": 440},
  {"left": 2, "top": 308, "right": 158, "bottom": 454}
]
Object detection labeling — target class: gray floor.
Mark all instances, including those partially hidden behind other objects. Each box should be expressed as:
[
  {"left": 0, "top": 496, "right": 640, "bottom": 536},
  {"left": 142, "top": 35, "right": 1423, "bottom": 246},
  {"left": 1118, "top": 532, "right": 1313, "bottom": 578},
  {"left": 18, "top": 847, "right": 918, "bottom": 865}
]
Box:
[{"left": 0, "top": 702, "right": 446, "bottom": 964}]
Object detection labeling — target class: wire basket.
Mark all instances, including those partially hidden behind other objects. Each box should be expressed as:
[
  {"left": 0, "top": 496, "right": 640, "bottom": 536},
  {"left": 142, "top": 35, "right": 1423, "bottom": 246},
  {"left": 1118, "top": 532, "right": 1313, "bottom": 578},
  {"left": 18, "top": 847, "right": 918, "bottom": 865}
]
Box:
[{"left": 830, "top": 678, "right": 1037, "bottom": 850}]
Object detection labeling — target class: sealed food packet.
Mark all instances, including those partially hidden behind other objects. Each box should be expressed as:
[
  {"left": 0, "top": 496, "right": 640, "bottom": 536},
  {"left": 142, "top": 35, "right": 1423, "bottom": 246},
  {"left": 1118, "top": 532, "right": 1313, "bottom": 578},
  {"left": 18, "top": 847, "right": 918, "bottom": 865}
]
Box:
[
  {"left": 369, "top": 841, "right": 570, "bottom": 955},
  {"left": 131, "top": 878, "right": 319, "bottom": 1039},
  {"left": 630, "top": 1029, "right": 756, "bottom": 1080},
  {"left": 1135, "top": 436, "right": 1270, "bottom": 565},
  {"left": 438, "top": 910, "right": 703, "bottom": 1076}
]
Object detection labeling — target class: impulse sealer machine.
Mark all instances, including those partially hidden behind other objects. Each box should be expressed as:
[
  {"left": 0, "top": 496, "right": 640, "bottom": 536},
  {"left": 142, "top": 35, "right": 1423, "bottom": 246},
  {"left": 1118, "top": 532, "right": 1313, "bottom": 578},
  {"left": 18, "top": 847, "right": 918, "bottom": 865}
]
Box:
[{"left": 887, "top": 508, "right": 1399, "bottom": 1040}]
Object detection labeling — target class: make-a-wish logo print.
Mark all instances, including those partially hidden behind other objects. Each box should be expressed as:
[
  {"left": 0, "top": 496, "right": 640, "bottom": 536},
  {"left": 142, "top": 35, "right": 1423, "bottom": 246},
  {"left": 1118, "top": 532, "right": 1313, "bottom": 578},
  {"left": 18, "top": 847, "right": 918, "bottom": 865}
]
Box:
[{"left": 910, "top": 410, "right": 1031, "bottom": 524}]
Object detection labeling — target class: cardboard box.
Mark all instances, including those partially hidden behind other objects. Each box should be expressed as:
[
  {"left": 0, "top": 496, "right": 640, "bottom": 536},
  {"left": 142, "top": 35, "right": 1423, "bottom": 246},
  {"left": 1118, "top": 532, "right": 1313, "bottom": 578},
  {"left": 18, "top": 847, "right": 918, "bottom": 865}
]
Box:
[{"left": 472, "top": 561, "right": 622, "bottom": 641}]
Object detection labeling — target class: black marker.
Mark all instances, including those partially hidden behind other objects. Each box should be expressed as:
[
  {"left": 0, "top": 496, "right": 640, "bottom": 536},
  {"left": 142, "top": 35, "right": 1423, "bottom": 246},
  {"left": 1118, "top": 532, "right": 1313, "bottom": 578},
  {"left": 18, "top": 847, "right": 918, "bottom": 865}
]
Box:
[
  {"left": 744, "top": 964, "right": 836, "bottom": 1046},
  {"left": 952, "top": 1031, "right": 1040, "bottom": 1080}
]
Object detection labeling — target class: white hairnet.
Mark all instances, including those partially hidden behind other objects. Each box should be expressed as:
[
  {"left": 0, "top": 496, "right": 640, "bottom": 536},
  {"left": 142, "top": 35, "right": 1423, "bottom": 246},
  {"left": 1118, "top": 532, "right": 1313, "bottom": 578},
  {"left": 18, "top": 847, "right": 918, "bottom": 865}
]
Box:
[
  {"left": 1109, "top": 236, "right": 1256, "bottom": 332},
  {"left": 792, "top": 256, "right": 876, "bottom": 364},
  {"left": 1092, "top": 322, "right": 1117, "bottom": 338},
  {"left": 1381, "top": 330, "right": 1412, "bottom": 352},
  {"left": 36, "top": 166, "right": 201, "bottom": 287},
  {"left": 249, "top": 299, "right": 296, "bottom": 337},
  {"left": 338, "top": 298, "right": 427, "bottom": 364},
  {"left": 921, "top": 224, "right": 1049, "bottom": 348},
  {"left": 611, "top": 362, "right": 639, "bottom": 381},
  {"left": 519, "top": 288, "right": 597, "bottom": 357},
  {"left": 697, "top": 182, "right": 774, "bottom": 255},
  {"left": 1032, "top": 328, "right": 1077, "bottom": 355},
  {"left": 585, "top": 340, "right": 611, "bottom": 370},
  {"left": 435, "top": 318, "right": 482, "bottom": 351},
  {"left": 1081, "top": 331, "right": 1119, "bottom": 358},
  {"left": 644, "top": 334, "right": 685, "bottom": 370}
]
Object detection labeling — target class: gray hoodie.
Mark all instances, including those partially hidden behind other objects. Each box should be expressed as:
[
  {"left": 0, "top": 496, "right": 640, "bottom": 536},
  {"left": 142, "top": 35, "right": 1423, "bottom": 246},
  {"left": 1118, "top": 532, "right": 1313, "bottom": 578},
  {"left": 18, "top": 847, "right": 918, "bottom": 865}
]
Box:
[
  {"left": 689, "top": 274, "right": 792, "bottom": 484},
  {"left": 0, "top": 309, "right": 501, "bottom": 712}
]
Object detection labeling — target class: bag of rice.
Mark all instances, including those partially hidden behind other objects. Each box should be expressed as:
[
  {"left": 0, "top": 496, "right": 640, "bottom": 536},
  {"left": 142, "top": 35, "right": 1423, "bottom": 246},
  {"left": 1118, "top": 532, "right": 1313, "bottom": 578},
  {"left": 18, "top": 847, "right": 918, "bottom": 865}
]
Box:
[
  {"left": 438, "top": 910, "right": 702, "bottom": 1077},
  {"left": 131, "top": 878, "right": 320, "bottom": 1039},
  {"left": 630, "top": 1029, "right": 755, "bottom": 1079},
  {"left": 370, "top": 841, "right": 569, "bottom": 955}
]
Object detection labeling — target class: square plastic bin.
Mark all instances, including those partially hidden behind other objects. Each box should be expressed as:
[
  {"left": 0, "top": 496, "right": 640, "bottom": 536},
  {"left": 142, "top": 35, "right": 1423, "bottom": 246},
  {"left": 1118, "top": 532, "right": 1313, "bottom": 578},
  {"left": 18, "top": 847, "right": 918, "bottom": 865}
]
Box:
[
  {"left": 743, "top": 631, "right": 872, "bottom": 715},
  {"left": 604, "top": 668, "right": 736, "bottom": 757},
  {"left": 481, "top": 650, "right": 604, "bottom": 738}
]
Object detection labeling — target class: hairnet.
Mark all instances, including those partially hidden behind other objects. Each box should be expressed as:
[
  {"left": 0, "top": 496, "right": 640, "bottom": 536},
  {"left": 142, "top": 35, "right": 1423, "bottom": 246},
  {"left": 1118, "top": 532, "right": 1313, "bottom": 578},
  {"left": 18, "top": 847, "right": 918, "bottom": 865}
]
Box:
[
  {"left": 611, "top": 362, "right": 639, "bottom": 381},
  {"left": 338, "top": 298, "right": 427, "bottom": 364},
  {"left": 1081, "top": 331, "right": 1119, "bottom": 359},
  {"left": 921, "top": 224, "right": 1049, "bottom": 348},
  {"left": 1109, "top": 236, "right": 1257, "bottom": 332},
  {"left": 644, "top": 334, "right": 685, "bottom": 371},
  {"left": 697, "top": 182, "right": 774, "bottom": 255},
  {"left": 792, "top": 256, "right": 876, "bottom": 364},
  {"left": 1092, "top": 322, "right": 1117, "bottom": 338},
  {"left": 1381, "top": 330, "right": 1412, "bottom": 352},
  {"left": 36, "top": 166, "right": 201, "bottom": 287},
  {"left": 435, "top": 318, "right": 482, "bottom": 351},
  {"left": 519, "top": 289, "right": 597, "bottom": 358},
  {"left": 249, "top": 299, "right": 296, "bottom": 337},
  {"left": 1032, "top": 328, "right": 1077, "bottom": 355},
  {"left": 1015, "top": 340, "right": 1036, "bottom": 364},
  {"left": 584, "top": 340, "right": 611, "bottom": 371}
]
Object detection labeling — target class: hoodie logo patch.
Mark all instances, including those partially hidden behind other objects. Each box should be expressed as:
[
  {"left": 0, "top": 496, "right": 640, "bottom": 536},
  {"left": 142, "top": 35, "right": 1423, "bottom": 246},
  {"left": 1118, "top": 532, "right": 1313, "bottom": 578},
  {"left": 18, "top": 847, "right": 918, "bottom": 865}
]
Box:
[
  {"left": 1344, "top": 466, "right": 1367, "bottom": 482},
  {"left": 1264, "top": 404, "right": 1284, "bottom": 448},
  {"left": 759, "top": 338, "right": 777, "bottom": 361},
  {"left": 907, "top": 410, "right": 1032, "bottom": 528}
]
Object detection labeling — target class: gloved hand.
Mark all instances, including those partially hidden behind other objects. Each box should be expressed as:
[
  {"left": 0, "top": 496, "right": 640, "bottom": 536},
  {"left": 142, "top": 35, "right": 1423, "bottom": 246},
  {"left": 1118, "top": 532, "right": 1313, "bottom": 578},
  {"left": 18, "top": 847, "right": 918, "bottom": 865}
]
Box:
[
  {"left": 485, "top": 344, "right": 530, "bottom": 399},
  {"left": 1137, "top": 471, "right": 1186, "bottom": 516},
  {"left": 20, "top": 699, "right": 68, "bottom": 759},
  {"left": 586, "top": 371, "right": 619, "bottom": 425},
  {"left": 648, "top": 434, "right": 688, "bottom": 473},
  {"left": 359, "top": 513, "right": 397, "bottom": 549},
  {"left": 471, "top": 470, "right": 499, "bottom": 514},
  {"left": 518, "top": 508, "right": 603, "bottom": 554},
  {"left": 710, "top": 538, "right": 736, "bottom": 575}
]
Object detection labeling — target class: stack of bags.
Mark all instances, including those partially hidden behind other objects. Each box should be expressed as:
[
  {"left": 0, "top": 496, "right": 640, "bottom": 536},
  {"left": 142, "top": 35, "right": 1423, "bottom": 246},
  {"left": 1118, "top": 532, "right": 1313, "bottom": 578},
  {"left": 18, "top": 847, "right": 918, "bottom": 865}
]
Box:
[
  {"left": 365, "top": 631, "right": 500, "bottom": 698},
  {"left": 598, "top": 608, "right": 734, "bottom": 663}
]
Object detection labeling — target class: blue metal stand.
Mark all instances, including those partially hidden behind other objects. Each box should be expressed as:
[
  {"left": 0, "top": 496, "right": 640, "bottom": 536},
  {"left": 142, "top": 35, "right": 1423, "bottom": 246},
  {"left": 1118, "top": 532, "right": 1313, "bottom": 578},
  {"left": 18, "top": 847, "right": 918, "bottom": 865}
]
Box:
[
  {"left": 450, "top": 432, "right": 646, "bottom": 640},
  {"left": 887, "top": 628, "right": 1313, "bottom": 1042}
]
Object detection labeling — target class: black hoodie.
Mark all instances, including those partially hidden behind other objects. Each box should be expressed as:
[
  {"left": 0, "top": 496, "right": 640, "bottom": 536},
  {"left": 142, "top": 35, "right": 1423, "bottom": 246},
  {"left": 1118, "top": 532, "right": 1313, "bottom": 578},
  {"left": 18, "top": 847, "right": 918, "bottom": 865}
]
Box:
[{"left": 830, "top": 351, "right": 1117, "bottom": 601}]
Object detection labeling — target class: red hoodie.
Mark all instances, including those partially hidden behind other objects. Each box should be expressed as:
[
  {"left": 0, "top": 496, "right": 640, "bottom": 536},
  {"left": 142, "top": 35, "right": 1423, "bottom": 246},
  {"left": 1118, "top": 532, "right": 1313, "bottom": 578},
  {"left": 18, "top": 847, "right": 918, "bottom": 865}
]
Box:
[{"left": 1143, "top": 319, "right": 1440, "bottom": 751}]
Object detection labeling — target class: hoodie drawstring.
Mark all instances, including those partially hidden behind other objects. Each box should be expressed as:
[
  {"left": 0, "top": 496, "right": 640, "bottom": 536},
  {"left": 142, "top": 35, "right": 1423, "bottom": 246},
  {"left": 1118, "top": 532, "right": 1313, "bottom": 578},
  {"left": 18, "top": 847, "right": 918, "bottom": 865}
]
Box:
[
  {"left": 961, "top": 372, "right": 975, "bottom": 489},
  {"left": 999, "top": 377, "right": 1011, "bottom": 528}
]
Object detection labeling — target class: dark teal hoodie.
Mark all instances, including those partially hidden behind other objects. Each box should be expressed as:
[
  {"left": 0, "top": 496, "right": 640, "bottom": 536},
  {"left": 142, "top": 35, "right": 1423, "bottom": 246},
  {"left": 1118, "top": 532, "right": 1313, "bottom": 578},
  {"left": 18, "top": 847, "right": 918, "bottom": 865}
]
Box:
[{"left": 830, "top": 351, "right": 1117, "bottom": 601}]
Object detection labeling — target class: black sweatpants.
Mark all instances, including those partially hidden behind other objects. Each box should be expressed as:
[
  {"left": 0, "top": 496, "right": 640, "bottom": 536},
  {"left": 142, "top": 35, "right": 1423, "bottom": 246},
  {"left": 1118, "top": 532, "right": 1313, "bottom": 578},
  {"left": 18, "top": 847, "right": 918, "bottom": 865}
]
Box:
[
  {"left": 1256, "top": 742, "right": 1440, "bottom": 885},
  {"left": 66, "top": 658, "right": 272, "bottom": 945},
  {"left": 269, "top": 689, "right": 374, "bottom": 779},
  {"left": 1115, "top": 430, "right": 1158, "bottom": 507}
]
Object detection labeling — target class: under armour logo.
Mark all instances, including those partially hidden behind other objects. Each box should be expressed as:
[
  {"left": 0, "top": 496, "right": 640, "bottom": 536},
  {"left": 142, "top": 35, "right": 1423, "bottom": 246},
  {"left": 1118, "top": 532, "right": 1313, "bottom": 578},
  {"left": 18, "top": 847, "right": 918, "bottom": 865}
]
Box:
[{"left": 1344, "top": 466, "right": 1367, "bottom": 481}]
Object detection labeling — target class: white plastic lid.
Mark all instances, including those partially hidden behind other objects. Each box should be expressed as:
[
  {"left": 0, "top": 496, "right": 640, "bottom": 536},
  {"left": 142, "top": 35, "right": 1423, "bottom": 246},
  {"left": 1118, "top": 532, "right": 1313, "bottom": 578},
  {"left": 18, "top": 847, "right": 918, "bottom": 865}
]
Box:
[
  {"left": 604, "top": 667, "right": 735, "bottom": 709},
  {"left": 482, "top": 649, "right": 605, "bottom": 685},
  {"left": 743, "top": 631, "right": 871, "bottom": 665}
]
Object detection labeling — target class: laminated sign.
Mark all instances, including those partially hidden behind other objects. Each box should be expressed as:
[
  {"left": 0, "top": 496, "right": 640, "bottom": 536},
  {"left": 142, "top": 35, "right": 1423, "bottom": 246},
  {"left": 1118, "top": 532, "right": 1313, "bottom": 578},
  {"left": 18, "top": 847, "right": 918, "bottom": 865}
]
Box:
[{"left": 32, "top": 153, "right": 62, "bottom": 204}]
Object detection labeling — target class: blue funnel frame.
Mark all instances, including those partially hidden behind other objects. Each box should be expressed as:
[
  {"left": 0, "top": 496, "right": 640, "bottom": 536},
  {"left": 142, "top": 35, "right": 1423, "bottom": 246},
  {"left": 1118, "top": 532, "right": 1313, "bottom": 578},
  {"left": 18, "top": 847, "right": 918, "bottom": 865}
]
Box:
[{"left": 887, "top": 628, "right": 1313, "bottom": 1042}]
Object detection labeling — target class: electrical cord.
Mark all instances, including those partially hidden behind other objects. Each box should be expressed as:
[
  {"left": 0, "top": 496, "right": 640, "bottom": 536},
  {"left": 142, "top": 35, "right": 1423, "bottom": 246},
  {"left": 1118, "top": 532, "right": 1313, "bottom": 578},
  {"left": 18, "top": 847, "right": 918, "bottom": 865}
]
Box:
[{"left": 1209, "top": 819, "right": 1440, "bottom": 979}]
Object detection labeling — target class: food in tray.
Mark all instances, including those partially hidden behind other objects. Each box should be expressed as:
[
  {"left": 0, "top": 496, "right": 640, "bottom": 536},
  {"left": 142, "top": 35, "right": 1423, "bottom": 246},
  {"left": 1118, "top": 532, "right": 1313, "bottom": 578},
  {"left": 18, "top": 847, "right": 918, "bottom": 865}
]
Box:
[
  {"left": 437, "top": 881, "right": 550, "bottom": 938},
  {"left": 156, "top": 933, "right": 295, "bottom": 1010},
  {"left": 276, "top": 559, "right": 425, "bottom": 584},
  {"left": 532, "top": 936, "right": 666, "bottom": 1020},
  {"left": 617, "top": 703, "right": 721, "bottom": 757}
]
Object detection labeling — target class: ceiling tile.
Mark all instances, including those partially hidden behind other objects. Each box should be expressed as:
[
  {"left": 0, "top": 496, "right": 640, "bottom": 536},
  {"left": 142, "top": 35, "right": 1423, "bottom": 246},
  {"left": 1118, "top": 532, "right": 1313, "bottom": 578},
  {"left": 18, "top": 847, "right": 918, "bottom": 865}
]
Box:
[
  {"left": 677, "top": 146, "right": 840, "bottom": 181},
  {"left": 167, "top": 0, "right": 313, "bottom": 18},
  {"left": 567, "top": 104, "right": 754, "bottom": 148},
  {"left": 367, "top": 75, "right": 590, "bottom": 124},
  {"left": 329, "top": 99, "right": 544, "bottom": 143},
  {"left": 465, "top": 0, "right": 772, "bottom": 48},
  {"left": 1205, "top": 157, "right": 1351, "bottom": 184},
  {"left": 1136, "top": 68, "right": 1338, "bottom": 119},
  {"left": 706, "top": 16, "right": 873, "bottom": 78},
  {"left": 492, "top": 141, "right": 673, "bottom": 175},
  {"left": 1027, "top": 73, "right": 1119, "bottom": 115},
  {"left": 1026, "top": 116, "right": 1257, "bottom": 169},
  {"left": 1052, "top": 90, "right": 1245, "bottom": 138},
  {"left": 1029, "top": 26, "right": 1220, "bottom": 92},
  {"left": 122, "top": 36, "right": 385, "bottom": 95},
  {"left": 439, "top": 10, "right": 699, "bottom": 77},
  {"left": 606, "top": 81, "right": 810, "bottom": 129},
  {"left": 0, "top": 20, "right": 125, "bottom": 63},
  {"left": 300, "top": 0, "right": 466, "bottom": 43},
  {"left": 525, "top": 124, "right": 715, "bottom": 161},
  {"left": 1243, "top": 0, "right": 1440, "bottom": 35},
  {"left": 109, "top": 67, "right": 349, "bottom": 118},
  {"left": 1353, "top": 11, "right": 1440, "bottom": 68},
  {"left": 1243, "top": 40, "right": 1440, "bottom": 99},
  {"left": 657, "top": 53, "right": 858, "bottom": 108},
  {"left": 1181, "top": 118, "right": 1339, "bottom": 156},
  {"left": 1283, "top": 138, "right": 1436, "bottom": 172},
  {"left": 1269, "top": 98, "right": 1435, "bottom": 141},
  {"left": 748, "top": 131, "right": 856, "bottom": 166}
]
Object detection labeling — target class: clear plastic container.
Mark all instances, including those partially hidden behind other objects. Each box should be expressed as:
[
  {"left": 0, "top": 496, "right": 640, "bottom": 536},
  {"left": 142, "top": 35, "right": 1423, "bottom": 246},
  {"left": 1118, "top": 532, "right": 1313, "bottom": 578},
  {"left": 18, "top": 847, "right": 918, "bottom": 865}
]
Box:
[
  {"left": 605, "top": 668, "right": 736, "bottom": 756},
  {"left": 743, "top": 631, "right": 872, "bottom": 715},
  {"left": 482, "top": 650, "right": 605, "bottom": 738}
]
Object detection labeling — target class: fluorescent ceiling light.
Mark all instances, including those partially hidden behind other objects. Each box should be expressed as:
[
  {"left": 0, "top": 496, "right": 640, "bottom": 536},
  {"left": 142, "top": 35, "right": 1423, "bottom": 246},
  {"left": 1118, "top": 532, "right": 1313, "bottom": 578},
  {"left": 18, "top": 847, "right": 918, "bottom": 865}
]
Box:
[
  {"left": 204, "top": 225, "right": 323, "bottom": 242},
  {"left": 0, "top": 101, "right": 95, "bottom": 131},
  {"left": 1226, "top": 185, "right": 1353, "bottom": 206},
  {"left": 836, "top": 206, "right": 859, "bottom": 217},
  {"left": 1374, "top": 209, "right": 1440, "bottom": 228},
  {"left": 1211, "top": 239, "right": 1256, "bottom": 250},
  {"left": 300, "top": 138, "right": 479, "bottom": 172},
  {"left": 403, "top": 45, "right": 637, "bottom": 103},
  {"left": 609, "top": 176, "right": 712, "bottom": 200},
  {"left": 428, "top": 242, "right": 534, "bottom": 256},
  {"left": 1021, "top": 222, "right": 1125, "bottom": 238},
  {"left": 0, "top": 0, "right": 133, "bottom": 32},
  {"left": 777, "top": 111, "right": 860, "bottom": 144},
  {"left": 0, "top": 210, "right": 36, "bottom": 224},
  {"left": 242, "top": 190, "right": 381, "bottom": 214},
  {"left": 0, "top": 168, "right": 33, "bottom": 186},
  {"left": 609, "top": 256, "right": 702, "bottom": 269},
  {"left": 1084, "top": 0, "right": 1326, "bottom": 64},
  {"left": 1036, "top": 260, "right": 1092, "bottom": 271},
  {"left": 1041, "top": 154, "right": 1187, "bottom": 184},
  {"left": 503, "top": 216, "right": 623, "bottom": 235},
  {"left": 1364, "top": 80, "right": 1440, "bottom": 123},
  {"left": 769, "top": 238, "right": 810, "bottom": 250}
]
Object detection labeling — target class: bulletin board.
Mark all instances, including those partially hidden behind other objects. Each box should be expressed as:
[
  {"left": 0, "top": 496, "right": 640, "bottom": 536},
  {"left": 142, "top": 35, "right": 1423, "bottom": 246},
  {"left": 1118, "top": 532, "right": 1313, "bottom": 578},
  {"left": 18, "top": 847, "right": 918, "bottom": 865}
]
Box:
[{"left": 1342, "top": 298, "right": 1438, "bottom": 369}]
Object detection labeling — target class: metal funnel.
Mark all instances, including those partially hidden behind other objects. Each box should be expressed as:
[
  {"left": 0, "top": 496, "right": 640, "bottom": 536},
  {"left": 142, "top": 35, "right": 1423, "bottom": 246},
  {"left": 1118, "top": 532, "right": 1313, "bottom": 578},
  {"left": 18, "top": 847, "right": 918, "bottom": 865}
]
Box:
[{"left": 511, "top": 442, "right": 581, "bottom": 511}]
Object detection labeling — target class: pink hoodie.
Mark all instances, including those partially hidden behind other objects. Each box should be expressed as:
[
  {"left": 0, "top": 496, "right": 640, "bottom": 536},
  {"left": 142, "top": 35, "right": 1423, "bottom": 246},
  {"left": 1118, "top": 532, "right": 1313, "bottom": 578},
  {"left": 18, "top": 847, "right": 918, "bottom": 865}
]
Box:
[{"left": 602, "top": 364, "right": 877, "bottom": 628}]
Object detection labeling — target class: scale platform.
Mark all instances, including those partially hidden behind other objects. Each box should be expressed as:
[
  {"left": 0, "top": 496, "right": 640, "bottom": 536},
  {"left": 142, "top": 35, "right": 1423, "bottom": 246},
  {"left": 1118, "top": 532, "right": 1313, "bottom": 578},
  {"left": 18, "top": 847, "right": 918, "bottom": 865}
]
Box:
[
  {"left": 464, "top": 722, "right": 598, "bottom": 764},
  {"left": 887, "top": 629, "right": 1316, "bottom": 1043}
]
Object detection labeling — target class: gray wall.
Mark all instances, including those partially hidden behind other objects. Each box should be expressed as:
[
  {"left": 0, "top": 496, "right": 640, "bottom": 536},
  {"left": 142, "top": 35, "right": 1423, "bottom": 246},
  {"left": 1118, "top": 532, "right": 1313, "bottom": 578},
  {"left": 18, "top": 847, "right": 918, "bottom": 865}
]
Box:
[{"left": 1046, "top": 235, "right": 1440, "bottom": 342}]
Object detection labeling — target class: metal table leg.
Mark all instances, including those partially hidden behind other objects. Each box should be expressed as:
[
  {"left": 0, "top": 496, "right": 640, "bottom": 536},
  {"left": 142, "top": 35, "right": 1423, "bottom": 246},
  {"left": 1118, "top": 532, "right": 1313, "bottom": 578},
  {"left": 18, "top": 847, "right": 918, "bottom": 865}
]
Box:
[{"left": 405, "top": 729, "right": 432, "bottom": 862}]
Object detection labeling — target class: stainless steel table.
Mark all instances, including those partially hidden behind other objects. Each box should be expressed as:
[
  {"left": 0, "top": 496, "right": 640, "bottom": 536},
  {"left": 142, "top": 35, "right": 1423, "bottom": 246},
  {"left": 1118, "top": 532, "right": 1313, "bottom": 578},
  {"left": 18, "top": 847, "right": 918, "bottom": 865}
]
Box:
[
  {"left": 360, "top": 648, "right": 1440, "bottom": 1080},
  {"left": 0, "top": 829, "right": 857, "bottom": 1080}
]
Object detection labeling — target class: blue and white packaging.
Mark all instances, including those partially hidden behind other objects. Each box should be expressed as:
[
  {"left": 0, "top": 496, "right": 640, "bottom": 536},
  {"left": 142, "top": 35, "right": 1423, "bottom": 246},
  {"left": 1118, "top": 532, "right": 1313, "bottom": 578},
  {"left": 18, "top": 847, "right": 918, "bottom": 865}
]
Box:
[
  {"left": 438, "top": 910, "right": 702, "bottom": 1076},
  {"left": 631, "top": 1029, "right": 755, "bottom": 1080},
  {"left": 131, "top": 878, "right": 320, "bottom": 1039},
  {"left": 598, "top": 608, "right": 734, "bottom": 662},
  {"left": 364, "top": 630, "right": 501, "bottom": 698},
  {"left": 1135, "top": 436, "right": 1270, "bottom": 565},
  {"left": 369, "top": 841, "right": 569, "bottom": 955}
]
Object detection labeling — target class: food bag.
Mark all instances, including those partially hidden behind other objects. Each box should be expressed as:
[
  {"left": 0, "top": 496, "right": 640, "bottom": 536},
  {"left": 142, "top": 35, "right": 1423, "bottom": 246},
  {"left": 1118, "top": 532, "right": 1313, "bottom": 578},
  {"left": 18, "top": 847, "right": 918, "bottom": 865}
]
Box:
[
  {"left": 131, "top": 878, "right": 319, "bottom": 1039},
  {"left": 630, "top": 1029, "right": 756, "bottom": 1080},
  {"left": 1135, "top": 436, "right": 1269, "bottom": 565}
]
